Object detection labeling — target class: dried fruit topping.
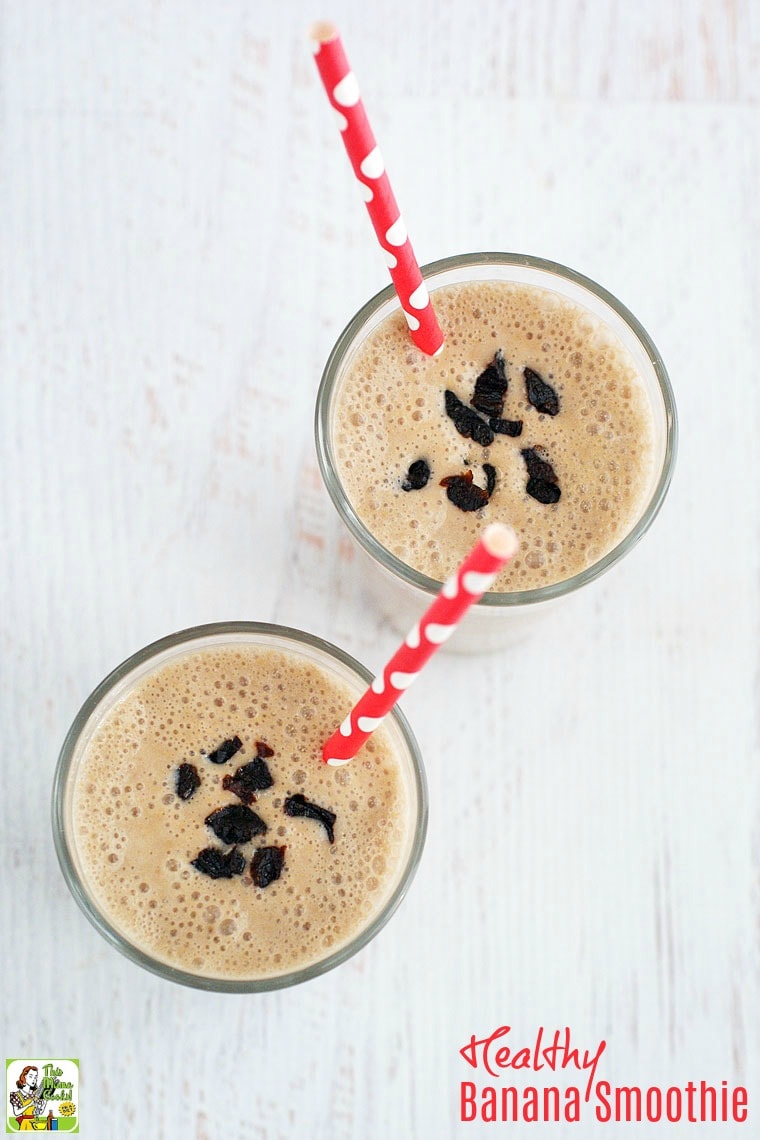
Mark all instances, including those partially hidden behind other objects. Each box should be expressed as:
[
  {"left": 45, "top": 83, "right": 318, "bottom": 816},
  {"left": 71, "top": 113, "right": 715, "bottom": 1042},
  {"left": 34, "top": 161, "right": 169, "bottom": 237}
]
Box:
[
  {"left": 205, "top": 803, "right": 267, "bottom": 845},
  {"left": 521, "top": 447, "right": 559, "bottom": 484},
  {"left": 440, "top": 469, "right": 489, "bottom": 512},
  {"left": 489, "top": 416, "right": 523, "bottom": 437},
  {"left": 524, "top": 367, "right": 560, "bottom": 416},
  {"left": 284, "top": 794, "right": 336, "bottom": 844},
  {"left": 221, "top": 776, "right": 254, "bottom": 806},
  {"left": 484, "top": 463, "right": 497, "bottom": 497},
  {"left": 255, "top": 741, "right": 274, "bottom": 758},
  {"left": 472, "top": 350, "right": 509, "bottom": 418},
  {"left": 401, "top": 458, "right": 431, "bottom": 491},
  {"left": 205, "top": 735, "right": 244, "bottom": 765},
  {"left": 250, "top": 845, "right": 286, "bottom": 889},
  {"left": 526, "top": 478, "right": 561, "bottom": 505},
  {"left": 191, "top": 845, "right": 246, "bottom": 879},
  {"left": 175, "top": 762, "right": 201, "bottom": 801},
  {"left": 444, "top": 390, "right": 494, "bottom": 447},
  {"left": 222, "top": 757, "right": 274, "bottom": 805},
  {"left": 521, "top": 447, "right": 561, "bottom": 504}
]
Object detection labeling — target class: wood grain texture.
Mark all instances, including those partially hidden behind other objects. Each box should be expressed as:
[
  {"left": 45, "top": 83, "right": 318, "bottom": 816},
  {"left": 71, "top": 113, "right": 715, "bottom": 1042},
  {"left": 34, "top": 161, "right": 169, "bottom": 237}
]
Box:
[{"left": 1, "top": 1, "right": 758, "bottom": 1136}]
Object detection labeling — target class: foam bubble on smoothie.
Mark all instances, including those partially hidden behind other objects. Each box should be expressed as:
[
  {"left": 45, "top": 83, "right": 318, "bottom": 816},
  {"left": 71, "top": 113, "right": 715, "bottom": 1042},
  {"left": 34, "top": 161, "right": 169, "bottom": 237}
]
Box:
[
  {"left": 333, "top": 280, "right": 655, "bottom": 590},
  {"left": 72, "top": 646, "right": 411, "bottom": 979}
]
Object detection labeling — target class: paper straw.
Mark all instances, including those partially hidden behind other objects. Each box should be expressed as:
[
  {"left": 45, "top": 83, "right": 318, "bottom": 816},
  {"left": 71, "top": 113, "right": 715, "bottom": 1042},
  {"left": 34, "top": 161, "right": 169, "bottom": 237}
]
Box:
[
  {"left": 310, "top": 22, "right": 445, "bottom": 357},
  {"left": 322, "top": 524, "right": 519, "bottom": 765}
]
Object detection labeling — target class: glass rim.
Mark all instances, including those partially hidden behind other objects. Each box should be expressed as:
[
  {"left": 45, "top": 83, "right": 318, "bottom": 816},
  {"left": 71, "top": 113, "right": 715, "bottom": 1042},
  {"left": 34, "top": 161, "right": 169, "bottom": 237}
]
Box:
[
  {"left": 52, "top": 621, "right": 428, "bottom": 993},
  {"left": 315, "top": 250, "right": 678, "bottom": 607}
]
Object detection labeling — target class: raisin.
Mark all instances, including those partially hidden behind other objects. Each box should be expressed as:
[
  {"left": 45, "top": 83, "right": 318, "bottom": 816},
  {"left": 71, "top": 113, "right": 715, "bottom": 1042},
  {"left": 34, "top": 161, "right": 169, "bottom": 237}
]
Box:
[
  {"left": 284, "top": 794, "right": 336, "bottom": 844},
  {"left": 401, "top": 458, "right": 431, "bottom": 491},
  {"left": 205, "top": 736, "right": 243, "bottom": 765},
  {"left": 440, "top": 470, "right": 489, "bottom": 512},
  {"left": 205, "top": 803, "right": 267, "bottom": 844},
  {"left": 444, "top": 390, "right": 494, "bottom": 447},
  {"left": 490, "top": 416, "right": 523, "bottom": 437},
  {"left": 175, "top": 762, "right": 201, "bottom": 801},
  {"left": 521, "top": 447, "right": 558, "bottom": 483},
  {"left": 242, "top": 757, "right": 274, "bottom": 789},
  {"left": 526, "top": 477, "right": 561, "bottom": 504},
  {"left": 255, "top": 741, "right": 274, "bottom": 758},
  {"left": 222, "top": 778, "right": 253, "bottom": 806},
  {"left": 521, "top": 447, "right": 561, "bottom": 504},
  {"left": 222, "top": 757, "right": 274, "bottom": 805},
  {"left": 484, "top": 463, "right": 497, "bottom": 497},
  {"left": 472, "top": 350, "right": 508, "bottom": 418},
  {"left": 191, "top": 846, "right": 246, "bottom": 879},
  {"left": 524, "top": 367, "right": 560, "bottom": 416},
  {"left": 251, "top": 846, "right": 286, "bottom": 888}
]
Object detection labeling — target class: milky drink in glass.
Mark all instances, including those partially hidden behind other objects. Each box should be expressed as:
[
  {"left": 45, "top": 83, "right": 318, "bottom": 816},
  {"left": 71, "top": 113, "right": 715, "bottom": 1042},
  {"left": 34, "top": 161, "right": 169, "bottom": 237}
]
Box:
[
  {"left": 53, "top": 624, "right": 426, "bottom": 991},
  {"left": 316, "top": 253, "right": 677, "bottom": 651}
]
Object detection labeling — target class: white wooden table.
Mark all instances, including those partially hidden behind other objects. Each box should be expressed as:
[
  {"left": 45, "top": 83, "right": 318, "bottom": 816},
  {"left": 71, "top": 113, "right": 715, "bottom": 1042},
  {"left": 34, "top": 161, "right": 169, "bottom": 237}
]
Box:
[{"left": 2, "top": 1, "right": 758, "bottom": 1136}]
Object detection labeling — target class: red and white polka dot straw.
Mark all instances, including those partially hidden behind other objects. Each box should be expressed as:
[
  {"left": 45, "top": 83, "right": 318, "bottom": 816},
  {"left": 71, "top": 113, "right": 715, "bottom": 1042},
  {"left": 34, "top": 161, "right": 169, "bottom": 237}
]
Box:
[
  {"left": 322, "top": 524, "right": 519, "bottom": 765},
  {"left": 310, "top": 22, "right": 445, "bottom": 357}
]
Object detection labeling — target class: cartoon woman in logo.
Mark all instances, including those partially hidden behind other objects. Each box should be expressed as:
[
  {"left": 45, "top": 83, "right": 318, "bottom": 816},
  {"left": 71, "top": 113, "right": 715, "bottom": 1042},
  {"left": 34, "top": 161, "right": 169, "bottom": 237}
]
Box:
[{"left": 8, "top": 1066, "right": 54, "bottom": 1131}]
